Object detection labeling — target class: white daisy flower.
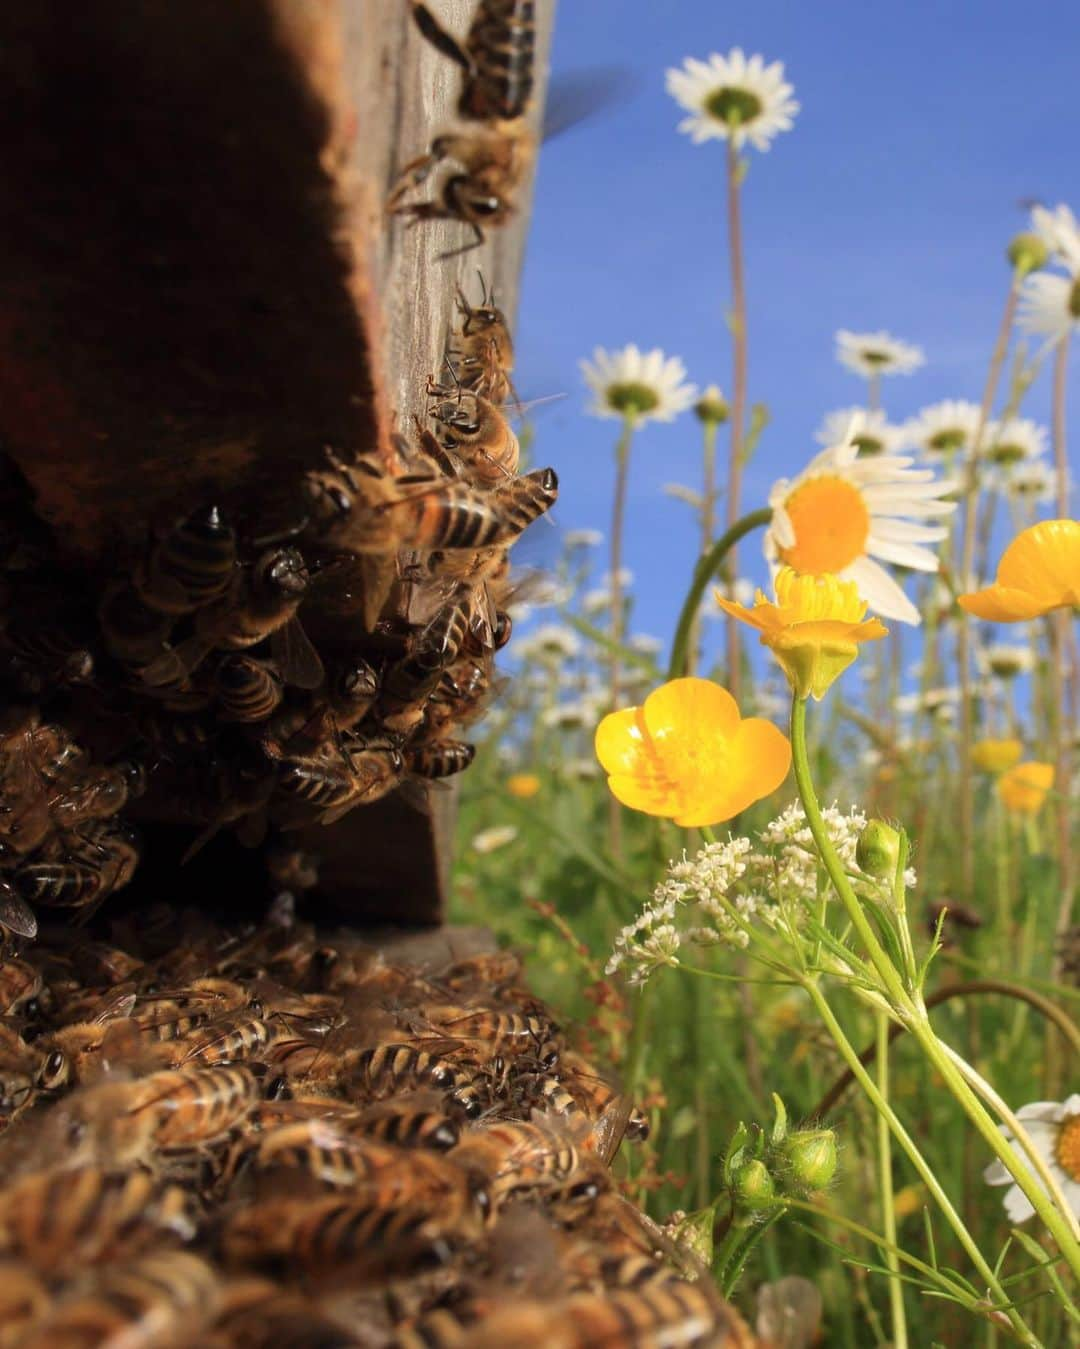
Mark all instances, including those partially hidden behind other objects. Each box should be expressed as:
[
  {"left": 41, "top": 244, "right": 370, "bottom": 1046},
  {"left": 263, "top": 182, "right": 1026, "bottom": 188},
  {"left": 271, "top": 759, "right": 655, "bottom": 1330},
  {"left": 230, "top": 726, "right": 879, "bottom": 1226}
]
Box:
[
  {"left": 1031, "top": 203, "right": 1080, "bottom": 274},
  {"left": 994, "top": 457, "right": 1059, "bottom": 503},
  {"left": 665, "top": 50, "right": 798, "bottom": 152},
  {"left": 984, "top": 1094, "right": 1080, "bottom": 1223},
  {"left": 984, "top": 417, "right": 1048, "bottom": 467},
  {"left": 815, "top": 407, "right": 907, "bottom": 457},
  {"left": 765, "top": 415, "right": 958, "bottom": 625},
  {"left": 1017, "top": 272, "right": 1080, "bottom": 343},
  {"left": 540, "top": 702, "right": 591, "bottom": 730},
  {"left": 835, "top": 330, "right": 925, "bottom": 378},
  {"left": 905, "top": 400, "right": 982, "bottom": 460},
  {"left": 980, "top": 643, "right": 1036, "bottom": 679},
  {"left": 628, "top": 633, "right": 663, "bottom": 657},
  {"left": 515, "top": 624, "right": 579, "bottom": 662},
  {"left": 581, "top": 346, "right": 698, "bottom": 426}
]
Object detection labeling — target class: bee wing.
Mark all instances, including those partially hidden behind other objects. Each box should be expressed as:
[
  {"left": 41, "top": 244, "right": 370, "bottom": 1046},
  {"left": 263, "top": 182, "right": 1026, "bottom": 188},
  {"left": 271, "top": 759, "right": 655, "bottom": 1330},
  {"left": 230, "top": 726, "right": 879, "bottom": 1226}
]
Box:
[
  {"left": 583, "top": 1094, "right": 633, "bottom": 1168},
  {"left": 271, "top": 618, "right": 324, "bottom": 691},
  {"left": 540, "top": 67, "right": 640, "bottom": 144},
  {"left": 0, "top": 885, "right": 36, "bottom": 939},
  {"left": 141, "top": 635, "right": 214, "bottom": 687},
  {"left": 92, "top": 989, "right": 139, "bottom": 1023}
]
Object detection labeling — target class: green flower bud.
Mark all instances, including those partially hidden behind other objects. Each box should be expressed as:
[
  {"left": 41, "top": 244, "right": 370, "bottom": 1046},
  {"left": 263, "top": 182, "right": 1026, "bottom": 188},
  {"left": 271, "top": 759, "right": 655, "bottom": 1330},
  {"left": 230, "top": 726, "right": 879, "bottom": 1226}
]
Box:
[
  {"left": 695, "top": 384, "right": 730, "bottom": 426},
  {"left": 782, "top": 1128, "right": 838, "bottom": 1191},
  {"left": 732, "top": 1159, "right": 777, "bottom": 1211},
  {"left": 856, "top": 820, "right": 901, "bottom": 880},
  {"left": 663, "top": 1206, "right": 715, "bottom": 1268},
  {"left": 1007, "top": 232, "right": 1049, "bottom": 277}
]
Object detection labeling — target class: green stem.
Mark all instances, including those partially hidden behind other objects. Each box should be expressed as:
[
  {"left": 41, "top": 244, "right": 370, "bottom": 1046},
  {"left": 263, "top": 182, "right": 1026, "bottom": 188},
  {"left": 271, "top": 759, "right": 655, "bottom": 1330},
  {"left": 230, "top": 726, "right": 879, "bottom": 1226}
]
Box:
[
  {"left": 667, "top": 507, "right": 772, "bottom": 681},
  {"left": 876, "top": 1012, "right": 908, "bottom": 1349},
  {"left": 801, "top": 978, "right": 1034, "bottom": 1344},
  {"left": 715, "top": 1207, "right": 786, "bottom": 1298},
  {"left": 791, "top": 693, "right": 1080, "bottom": 1295}
]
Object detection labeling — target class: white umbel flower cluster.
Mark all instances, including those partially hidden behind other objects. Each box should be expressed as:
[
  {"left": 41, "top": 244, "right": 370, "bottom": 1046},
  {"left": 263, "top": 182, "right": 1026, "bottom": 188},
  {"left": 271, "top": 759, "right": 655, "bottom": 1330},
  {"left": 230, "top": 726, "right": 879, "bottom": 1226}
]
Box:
[{"left": 665, "top": 49, "right": 798, "bottom": 151}]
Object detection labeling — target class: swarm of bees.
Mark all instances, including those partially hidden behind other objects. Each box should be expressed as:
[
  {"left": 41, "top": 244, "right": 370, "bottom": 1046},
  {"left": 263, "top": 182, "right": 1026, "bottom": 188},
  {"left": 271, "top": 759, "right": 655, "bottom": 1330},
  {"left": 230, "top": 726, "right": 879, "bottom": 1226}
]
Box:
[
  {"left": 0, "top": 254, "right": 556, "bottom": 936},
  {"left": 0, "top": 909, "right": 752, "bottom": 1347}
]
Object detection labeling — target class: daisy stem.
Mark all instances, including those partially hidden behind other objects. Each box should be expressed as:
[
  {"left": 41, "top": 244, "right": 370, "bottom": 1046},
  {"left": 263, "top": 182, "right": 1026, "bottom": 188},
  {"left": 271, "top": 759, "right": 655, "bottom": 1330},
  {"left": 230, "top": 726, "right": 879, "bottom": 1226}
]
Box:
[
  {"left": 791, "top": 693, "right": 1080, "bottom": 1295},
  {"left": 608, "top": 415, "right": 635, "bottom": 857},
  {"left": 866, "top": 370, "right": 881, "bottom": 414},
  {"left": 1050, "top": 334, "right": 1075, "bottom": 987},
  {"left": 957, "top": 277, "right": 1020, "bottom": 902},
  {"left": 689, "top": 418, "right": 720, "bottom": 676},
  {"left": 799, "top": 977, "right": 1033, "bottom": 1342},
  {"left": 667, "top": 507, "right": 772, "bottom": 681},
  {"left": 876, "top": 1011, "right": 909, "bottom": 1349},
  {"left": 724, "top": 138, "right": 748, "bottom": 703}
]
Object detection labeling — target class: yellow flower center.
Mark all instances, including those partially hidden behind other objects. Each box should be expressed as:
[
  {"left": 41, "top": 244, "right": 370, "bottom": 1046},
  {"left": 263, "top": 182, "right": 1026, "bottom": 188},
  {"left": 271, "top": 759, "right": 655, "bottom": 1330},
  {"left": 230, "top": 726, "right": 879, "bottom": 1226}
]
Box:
[
  {"left": 1055, "top": 1114, "right": 1080, "bottom": 1182},
  {"left": 773, "top": 568, "right": 868, "bottom": 624},
  {"left": 778, "top": 476, "right": 871, "bottom": 573}
]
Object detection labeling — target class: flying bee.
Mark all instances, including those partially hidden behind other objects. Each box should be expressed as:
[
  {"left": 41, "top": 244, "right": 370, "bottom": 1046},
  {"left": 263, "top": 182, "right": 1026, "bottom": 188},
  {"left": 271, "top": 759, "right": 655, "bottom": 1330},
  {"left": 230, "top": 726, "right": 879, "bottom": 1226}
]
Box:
[
  {"left": 0, "top": 1166, "right": 197, "bottom": 1269},
  {"left": 388, "top": 2, "right": 536, "bottom": 255},
  {"left": 144, "top": 546, "right": 323, "bottom": 691},
  {"left": 427, "top": 377, "right": 519, "bottom": 487},
  {"left": 0, "top": 957, "right": 42, "bottom": 1017},
  {"left": 133, "top": 504, "right": 238, "bottom": 616},
  {"left": 17, "top": 1251, "right": 222, "bottom": 1349},
  {"left": 407, "top": 740, "right": 476, "bottom": 779},
  {"left": 213, "top": 653, "right": 284, "bottom": 723},
  {"left": 304, "top": 448, "right": 557, "bottom": 555}
]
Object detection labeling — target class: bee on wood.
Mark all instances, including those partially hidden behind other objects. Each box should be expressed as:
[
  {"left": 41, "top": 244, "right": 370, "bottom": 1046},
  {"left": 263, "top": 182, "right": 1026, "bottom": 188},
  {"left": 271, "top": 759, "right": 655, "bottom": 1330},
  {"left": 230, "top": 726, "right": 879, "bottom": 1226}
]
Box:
[
  {"left": 133, "top": 505, "right": 238, "bottom": 617},
  {"left": 0, "top": 1166, "right": 197, "bottom": 1269},
  {"left": 16, "top": 1251, "right": 221, "bottom": 1349},
  {"left": 447, "top": 274, "right": 516, "bottom": 405},
  {"left": 304, "top": 449, "right": 557, "bottom": 555},
  {"left": 388, "top": 1, "right": 536, "bottom": 256},
  {"left": 427, "top": 377, "right": 520, "bottom": 487}
]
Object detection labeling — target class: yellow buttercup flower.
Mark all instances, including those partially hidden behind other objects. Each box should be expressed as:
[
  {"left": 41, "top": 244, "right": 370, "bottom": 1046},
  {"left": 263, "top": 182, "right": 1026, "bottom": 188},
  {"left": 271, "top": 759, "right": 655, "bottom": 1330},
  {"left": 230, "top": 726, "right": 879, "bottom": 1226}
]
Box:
[
  {"left": 506, "top": 773, "right": 542, "bottom": 800},
  {"left": 713, "top": 568, "right": 888, "bottom": 700},
  {"left": 998, "top": 761, "right": 1055, "bottom": 815},
  {"left": 594, "top": 677, "right": 791, "bottom": 827},
  {"left": 971, "top": 738, "right": 1023, "bottom": 774},
  {"left": 958, "top": 519, "right": 1080, "bottom": 622}
]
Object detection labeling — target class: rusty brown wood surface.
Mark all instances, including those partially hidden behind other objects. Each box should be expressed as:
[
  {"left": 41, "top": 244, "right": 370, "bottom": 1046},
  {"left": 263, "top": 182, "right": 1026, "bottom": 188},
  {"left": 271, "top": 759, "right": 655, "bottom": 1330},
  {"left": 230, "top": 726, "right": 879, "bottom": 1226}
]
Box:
[{"left": 0, "top": 0, "right": 554, "bottom": 924}]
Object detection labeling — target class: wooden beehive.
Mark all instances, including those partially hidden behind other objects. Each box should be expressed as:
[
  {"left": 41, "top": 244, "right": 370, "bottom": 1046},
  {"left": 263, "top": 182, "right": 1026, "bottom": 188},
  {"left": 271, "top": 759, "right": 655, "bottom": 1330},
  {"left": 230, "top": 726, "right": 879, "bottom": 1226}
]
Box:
[{"left": 0, "top": 0, "right": 548, "bottom": 923}]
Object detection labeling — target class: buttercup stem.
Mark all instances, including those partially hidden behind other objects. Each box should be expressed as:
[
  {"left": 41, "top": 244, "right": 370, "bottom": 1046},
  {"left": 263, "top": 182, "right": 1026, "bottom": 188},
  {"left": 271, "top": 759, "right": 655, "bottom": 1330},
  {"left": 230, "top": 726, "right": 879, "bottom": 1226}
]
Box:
[
  {"left": 724, "top": 139, "right": 748, "bottom": 703},
  {"left": 1050, "top": 335, "right": 1075, "bottom": 984},
  {"left": 667, "top": 507, "right": 772, "bottom": 681}
]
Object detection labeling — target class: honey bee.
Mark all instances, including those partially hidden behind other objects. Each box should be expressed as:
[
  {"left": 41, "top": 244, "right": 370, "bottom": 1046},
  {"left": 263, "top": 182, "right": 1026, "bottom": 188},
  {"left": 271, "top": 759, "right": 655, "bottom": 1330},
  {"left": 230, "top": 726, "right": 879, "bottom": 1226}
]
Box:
[
  {"left": 455, "top": 1117, "right": 582, "bottom": 1204},
  {"left": 0, "top": 1261, "right": 49, "bottom": 1349},
  {"left": 48, "top": 759, "right": 145, "bottom": 832},
  {"left": 274, "top": 734, "right": 406, "bottom": 826},
  {"left": 422, "top": 1004, "right": 557, "bottom": 1062},
  {"left": 162, "top": 1012, "right": 279, "bottom": 1068},
  {"left": 130, "top": 1064, "right": 261, "bottom": 1151},
  {"left": 134, "top": 504, "right": 238, "bottom": 616},
  {"left": 353, "top": 1097, "right": 460, "bottom": 1152},
  {"left": 36, "top": 992, "right": 139, "bottom": 1092},
  {"left": 0, "top": 957, "right": 42, "bottom": 1016},
  {"left": 427, "top": 379, "right": 519, "bottom": 487},
  {"left": 0, "top": 709, "right": 77, "bottom": 858},
  {"left": 0, "top": 1165, "right": 197, "bottom": 1268},
  {"left": 389, "top": 1, "right": 536, "bottom": 255},
  {"left": 0, "top": 1023, "right": 37, "bottom": 1122},
  {"left": 213, "top": 653, "right": 285, "bottom": 723},
  {"left": 407, "top": 740, "right": 476, "bottom": 779},
  {"left": 448, "top": 274, "right": 515, "bottom": 404},
  {"left": 0, "top": 884, "right": 37, "bottom": 942},
  {"left": 350, "top": 1043, "right": 470, "bottom": 1102},
  {"left": 557, "top": 1050, "right": 650, "bottom": 1143},
  {"left": 304, "top": 449, "right": 557, "bottom": 555},
  {"left": 17, "top": 1250, "right": 222, "bottom": 1349},
  {"left": 220, "top": 1192, "right": 469, "bottom": 1277},
  {"left": 209, "top": 1279, "right": 358, "bottom": 1347},
  {"left": 13, "top": 821, "right": 139, "bottom": 912}
]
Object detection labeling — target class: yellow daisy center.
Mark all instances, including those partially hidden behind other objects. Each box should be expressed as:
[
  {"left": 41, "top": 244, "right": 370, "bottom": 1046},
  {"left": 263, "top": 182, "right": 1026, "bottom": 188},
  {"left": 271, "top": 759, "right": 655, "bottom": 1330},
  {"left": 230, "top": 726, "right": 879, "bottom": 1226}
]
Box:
[
  {"left": 778, "top": 475, "right": 871, "bottom": 573},
  {"left": 1055, "top": 1114, "right": 1080, "bottom": 1182}
]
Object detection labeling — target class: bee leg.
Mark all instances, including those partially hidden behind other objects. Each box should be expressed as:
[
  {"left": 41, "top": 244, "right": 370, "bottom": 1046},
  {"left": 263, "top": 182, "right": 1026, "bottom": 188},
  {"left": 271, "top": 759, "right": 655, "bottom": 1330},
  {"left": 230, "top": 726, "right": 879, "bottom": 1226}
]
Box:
[
  {"left": 386, "top": 152, "right": 442, "bottom": 212},
  {"left": 436, "top": 222, "right": 486, "bottom": 261},
  {"left": 409, "top": 2, "right": 473, "bottom": 71}
]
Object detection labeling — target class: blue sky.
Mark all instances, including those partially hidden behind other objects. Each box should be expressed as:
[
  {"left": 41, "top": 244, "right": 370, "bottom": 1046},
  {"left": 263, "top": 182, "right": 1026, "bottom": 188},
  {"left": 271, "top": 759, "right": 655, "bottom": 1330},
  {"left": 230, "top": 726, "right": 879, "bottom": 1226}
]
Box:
[{"left": 514, "top": 0, "right": 1079, "bottom": 650}]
